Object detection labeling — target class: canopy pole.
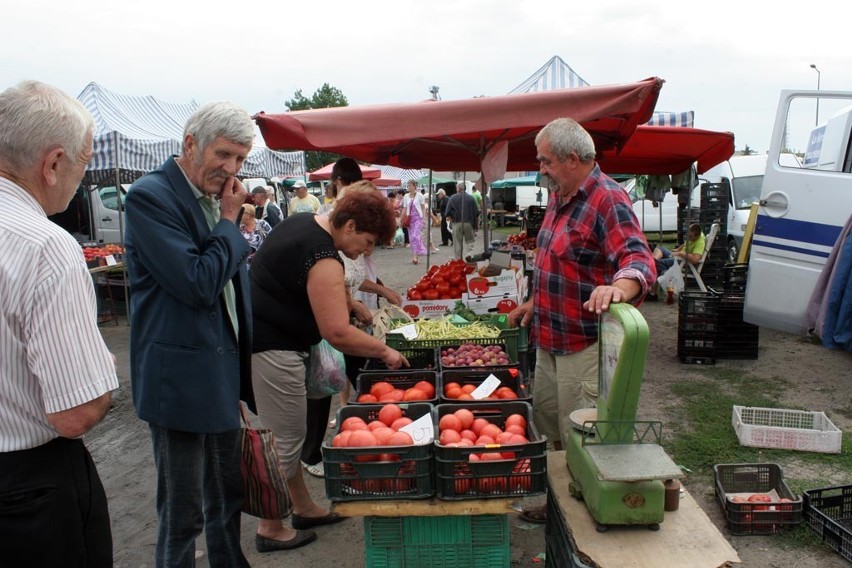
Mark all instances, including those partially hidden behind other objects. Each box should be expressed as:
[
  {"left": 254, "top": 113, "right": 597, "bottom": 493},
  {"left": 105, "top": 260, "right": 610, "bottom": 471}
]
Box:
[
  {"left": 426, "top": 170, "right": 433, "bottom": 270},
  {"left": 113, "top": 131, "right": 130, "bottom": 323}
]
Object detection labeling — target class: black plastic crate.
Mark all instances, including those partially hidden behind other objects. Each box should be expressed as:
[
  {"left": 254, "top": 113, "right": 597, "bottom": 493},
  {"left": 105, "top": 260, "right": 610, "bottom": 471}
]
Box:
[
  {"left": 545, "top": 490, "right": 594, "bottom": 568},
  {"left": 700, "top": 182, "right": 729, "bottom": 200},
  {"left": 352, "top": 371, "right": 438, "bottom": 404},
  {"left": 323, "top": 403, "right": 435, "bottom": 501},
  {"left": 714, "top": 463, "right": 803, "bottom": 535},
  {"left": 679, "top": 318, "right": 718, "bottom": 333},
  {"left": 362, "top": 347, "right": 438, "bottom": 372},
  {"left": 434, "top": 401, "right": 546, "bottom": 500},
  {"left": 679, "top": 290, "right": 720, "bottom": 317},
  {"left": 803, "top": 485, "right": 852, "bottom": 563},
  {"left": 439, "top": 367, "right": 529, "bottom": 403},
  {"left": 724, "top": 264, "right": 749, "bottom": 292},
  {"left": 678, "top": 354, "right": 716, "bottom": 365}
]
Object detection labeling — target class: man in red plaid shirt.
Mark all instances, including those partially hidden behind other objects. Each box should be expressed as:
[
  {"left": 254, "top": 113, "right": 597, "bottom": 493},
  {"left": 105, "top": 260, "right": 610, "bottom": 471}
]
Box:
[{"left": 510, "top": 118, "right": 656, "bottom": 523}]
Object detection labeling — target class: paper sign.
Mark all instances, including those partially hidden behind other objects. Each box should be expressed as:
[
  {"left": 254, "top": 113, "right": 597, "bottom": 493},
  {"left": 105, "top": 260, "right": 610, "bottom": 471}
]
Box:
[
  {"left": 399, "top": 414, "right": 434, "bottom": 445},
  {"left": 105, "top": 254, "right": 117, "bottom": 266},
  {"left": 388, "top": 323, "right": 417, "bottom": 340},
  {"left": 470, "top": 374, "right": 501, "bottom": 400}
]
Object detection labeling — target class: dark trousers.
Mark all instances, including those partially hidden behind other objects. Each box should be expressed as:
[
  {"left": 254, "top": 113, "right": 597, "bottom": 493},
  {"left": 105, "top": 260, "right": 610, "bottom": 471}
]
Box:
[
  {"left": 402, "top": 226, "right": 410, "bottom": 244},
  {"left": 301, "top": 353, "right": 366, "bottom": 466},
  {"left": 149, "top": 425, "right": 248, "bottom": 568},
  {"left": 440, "top": 214, "right": 452, "bottom": 245},
  {"left": 0, "top": 437, "right": 112, "bottom": 568}
]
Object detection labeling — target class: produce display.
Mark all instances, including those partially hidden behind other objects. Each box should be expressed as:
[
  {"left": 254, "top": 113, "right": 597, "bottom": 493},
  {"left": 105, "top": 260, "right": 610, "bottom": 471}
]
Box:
[
  {"left": 406, "top": 259, "right": 474, "bottom": 301},
  {"left": 506, "top": 231, "right": 536, "bottom": 250},
  {"left": 355, "top": 379, "right": 436, "bottom": 404},
  {"left": 437, "top": 408, "right": 533, "bottom": 495},
  {"left": 442, "top": 380, "right": 518, "bottom": 401},
  {"left": 82, "top": 244, "right": 124, "bottom": 263},
  {"left": 440, "top": 343, "right": 511, "bottom": 367},
  {"left": 391, "top": 317, "right": 502, "bottom": 340}
]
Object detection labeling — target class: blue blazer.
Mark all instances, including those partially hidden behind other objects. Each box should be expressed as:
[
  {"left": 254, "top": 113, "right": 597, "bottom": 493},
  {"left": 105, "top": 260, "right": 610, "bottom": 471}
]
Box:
[{"left": 125, "top": 157, "right": 256, "bottom": 433}]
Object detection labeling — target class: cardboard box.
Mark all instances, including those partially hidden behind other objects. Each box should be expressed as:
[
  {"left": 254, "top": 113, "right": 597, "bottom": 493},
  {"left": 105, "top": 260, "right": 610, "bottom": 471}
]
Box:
[
  {"left": 467, "top": 263, "right": 524, "bottom": 299},
  {"left": 463, "top": 293, "right": 522, "bottom": 315},
  {"left": 400, "top": 299, "right": 457, "bottom": 320}
]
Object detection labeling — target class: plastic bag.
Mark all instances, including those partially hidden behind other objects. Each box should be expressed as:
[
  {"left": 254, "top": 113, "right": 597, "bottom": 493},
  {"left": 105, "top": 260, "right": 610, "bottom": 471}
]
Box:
[
  {"left": 305, "top": 340, "right": 347, "bottom": 399},
  {"left": 657, "top": 262, "right": 685, "bottom": 294},
  {"left": 393, "top": 227, "right": 404, "bottom": 245},
  {"left": 372, "top": 304, "right": 413, "bottom": 343}
]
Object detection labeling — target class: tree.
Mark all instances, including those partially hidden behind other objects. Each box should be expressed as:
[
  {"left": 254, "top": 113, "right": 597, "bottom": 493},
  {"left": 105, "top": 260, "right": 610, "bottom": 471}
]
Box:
[
  {"left": 740, "top": 144, "right": 756, "bottom": 156},
  {"left": 285, "top": 84, "right": 349, "bottom": 171}
]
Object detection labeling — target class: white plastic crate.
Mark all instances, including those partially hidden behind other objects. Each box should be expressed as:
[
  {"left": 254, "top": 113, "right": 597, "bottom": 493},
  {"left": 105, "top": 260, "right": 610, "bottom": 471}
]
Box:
[{"left": 732, "top": 406, "right": 842, "bottom": 454}]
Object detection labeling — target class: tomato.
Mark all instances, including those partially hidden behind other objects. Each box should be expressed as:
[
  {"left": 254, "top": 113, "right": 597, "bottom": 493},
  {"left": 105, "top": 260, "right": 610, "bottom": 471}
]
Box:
[
  {"left": 378, "top": 403, "right": 403, "bottom": 427},
  {"left": 454, "top": 476, "right": 471, "bottom": 495},
  {"left": 408, "top": 290, "right": 423, "bottom": 301},
  {"left": 435, "top": 282, "right": 451, "bottom": 294},
  {"left": 427, "top": 265, "right": 439, "bottom": 276},
  {"left": 423, "top": 289, "right": 440, "bottom": 300},
  {"left": 439, "top": 414, "right": 463, "bottom": 432},
  {"left": 416, "top": 280, "right": 431, "bottom": 292},
  {"left": 448, "top": 273, "right": 464, "bottom": 286}
]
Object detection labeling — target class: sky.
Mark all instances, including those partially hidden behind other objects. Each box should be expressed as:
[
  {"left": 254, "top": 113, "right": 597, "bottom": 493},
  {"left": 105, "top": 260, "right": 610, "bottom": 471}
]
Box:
[{"left": 3, "top": 0, "right": 850, "bottom": 157}]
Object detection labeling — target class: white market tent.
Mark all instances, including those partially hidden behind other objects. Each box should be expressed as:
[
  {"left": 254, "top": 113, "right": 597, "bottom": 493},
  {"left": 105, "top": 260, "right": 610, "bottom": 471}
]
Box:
[
  {"left": 508, "top": 56, "right": 693, "bottom": 127},
  {"left": 77, "top": 82, "right": 304, "bottom": 182}
]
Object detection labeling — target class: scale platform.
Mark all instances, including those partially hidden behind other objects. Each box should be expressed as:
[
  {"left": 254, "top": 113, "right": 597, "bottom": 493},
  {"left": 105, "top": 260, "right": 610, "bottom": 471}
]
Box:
[{"left": 585, "top": 444, "right": 684, "bottom": 482}]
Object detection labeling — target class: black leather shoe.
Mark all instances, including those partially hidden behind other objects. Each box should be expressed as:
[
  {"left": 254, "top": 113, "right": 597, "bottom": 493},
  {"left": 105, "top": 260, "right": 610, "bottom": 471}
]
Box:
[
  {"left": 291, "top": 511, "right": 346, "bottom": 530},
  {"left": 255, "top": 530, "right": 317, "bottom": 552}
]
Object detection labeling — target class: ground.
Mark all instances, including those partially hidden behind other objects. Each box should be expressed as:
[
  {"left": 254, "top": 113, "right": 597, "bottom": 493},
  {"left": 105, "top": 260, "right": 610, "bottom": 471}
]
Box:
[{"left": 90, "top": 236, "right": 851, "bottom": 567}]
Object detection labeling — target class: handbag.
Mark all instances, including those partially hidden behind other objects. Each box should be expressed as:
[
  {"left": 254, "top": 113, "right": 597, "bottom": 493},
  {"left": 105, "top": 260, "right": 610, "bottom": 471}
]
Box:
[
  {"left": 431, "top": 212, "right": 441, "bottom": 227},
  {"left": 305, "top": 339, "right": 348, "bottom": 399},
  {"left": 657, "top": 261, "right": 685, "bottom": 294},
  {"left": 240, "top": 404, "right": 292, "bottom": 519},
  {"left": 400, "top": 198, "right": 412, "bottom": 228}
]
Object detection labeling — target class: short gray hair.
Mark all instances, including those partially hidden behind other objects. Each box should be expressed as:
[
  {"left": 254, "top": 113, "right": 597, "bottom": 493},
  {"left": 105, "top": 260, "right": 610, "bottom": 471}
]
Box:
[
  {"left": 0, "top": 80, "right": 94, "bottom": 172},
  {"left": 535, "top": 118, "right": 596, "bottom": 162},
  {"left": 456, "top": 182, "right": 466, "bottom": 191},
  {"left": 182, "top": 101, "right": 254, "bottom": 156}
]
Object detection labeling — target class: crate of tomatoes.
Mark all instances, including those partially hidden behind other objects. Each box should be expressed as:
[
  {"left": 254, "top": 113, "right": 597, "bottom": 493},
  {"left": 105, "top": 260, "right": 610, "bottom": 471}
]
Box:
[
  {"left": 714, "top": 463, "right": 803, "bottom": 535},
  {"left": 323, "top": 403, "right": 436, "bottom": 502},
  {"left": 434, "top": 401, "right": 546, "bottom": 500},
  {"left": 352, "top": 371, "right": 438, "bottom": 405},
  {"left": 439, "top": 367, "right": 529, "bottom": 404}
]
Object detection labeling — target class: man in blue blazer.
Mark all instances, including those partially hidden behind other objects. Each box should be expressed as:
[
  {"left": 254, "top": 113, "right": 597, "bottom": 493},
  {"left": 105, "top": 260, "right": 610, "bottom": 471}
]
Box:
[{"left": 125, "top": 101, "right": 256, "bottom": 568}]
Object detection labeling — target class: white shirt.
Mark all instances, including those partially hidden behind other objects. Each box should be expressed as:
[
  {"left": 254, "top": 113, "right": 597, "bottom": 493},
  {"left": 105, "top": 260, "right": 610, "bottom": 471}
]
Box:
[{"left": 0, "top": 178, "right": 119, "bottom": 451}]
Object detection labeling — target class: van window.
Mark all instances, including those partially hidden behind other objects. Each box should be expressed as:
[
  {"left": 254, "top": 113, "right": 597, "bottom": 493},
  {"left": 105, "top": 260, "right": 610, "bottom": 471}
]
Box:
[
  {"left": 98, "top": 186, "right": 126, "bottom": 211},
  {"left": 730, "top": 175, "right": 763, "bottom": 209}
]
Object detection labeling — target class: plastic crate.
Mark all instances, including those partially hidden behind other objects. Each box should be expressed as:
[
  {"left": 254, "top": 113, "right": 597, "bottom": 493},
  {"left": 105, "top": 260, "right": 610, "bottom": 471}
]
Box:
[
  {"left": 732, "top": 406, "right": 842, "bottom": 454},
  {"left": 352, "top": 371, "right": 439, "bottom": 405},
  {"left": 545, "top": 490, "right": 594, "bottom": 568},
  {"left": 679, "top": 290, "right": 720, "bottom": 318},
  {"left": 439, "top": 367, "right": 529, "bottom": 403},
  {"left": 362, "top": 347, "right": 438, "bottom": 372},
  {"left": 385, "top": 319, "right": 520, "bottom": 362},
  {"left": 724, "top": 264, "right": 749, "bottom": 293},
  {"left": 434, "top": 401, "right": 546, "bottom": 500},
  {"left": 714, "top": 463, "right": 803, "bottom": 535},
  {"left": 437, "top": 342, "right": 517, "bottom": 371},
  {"left": 323, "top": 403, "right": 435, "bottom": 501},
  {"left": 803, "top": 485, "right": 852, "bottom": 563},
  {"left": 364, "top": 514, "right": 510, "bottom": 568}
]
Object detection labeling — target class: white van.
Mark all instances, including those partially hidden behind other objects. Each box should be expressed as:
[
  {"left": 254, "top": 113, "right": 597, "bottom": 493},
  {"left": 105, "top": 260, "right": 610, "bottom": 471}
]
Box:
[
  {"left": 743, "top": 91, "right": 852, "bottom": 335},
  {"left": 697, "top": 154, "right": 801, "bottom": 262}
]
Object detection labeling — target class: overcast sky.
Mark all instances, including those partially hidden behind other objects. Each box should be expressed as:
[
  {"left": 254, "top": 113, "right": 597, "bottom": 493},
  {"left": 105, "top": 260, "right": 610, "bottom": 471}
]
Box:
[{"left": 3, "top": 0, "right": 849, "bottom": 156}]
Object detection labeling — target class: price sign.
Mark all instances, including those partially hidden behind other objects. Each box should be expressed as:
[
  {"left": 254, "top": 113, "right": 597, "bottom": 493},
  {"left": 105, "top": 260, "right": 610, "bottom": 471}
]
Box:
[
  {"left": 388, "top": 323, "right": 417, "bottom": 340},
  {"left": 399, "top": 414, "right": 434, "bottom": 445},
  {"left": 105, "top": 255, "right": 117, "bottom": 266},
  {"left": 470, "top": 374, "right": 501, "bottom": 400}
]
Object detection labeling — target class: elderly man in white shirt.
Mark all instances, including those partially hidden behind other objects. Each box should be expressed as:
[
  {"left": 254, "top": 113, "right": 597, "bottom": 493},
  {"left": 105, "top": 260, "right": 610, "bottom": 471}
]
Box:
[{"left": 0, "top": 80, "right": 119, "bottom": 567}]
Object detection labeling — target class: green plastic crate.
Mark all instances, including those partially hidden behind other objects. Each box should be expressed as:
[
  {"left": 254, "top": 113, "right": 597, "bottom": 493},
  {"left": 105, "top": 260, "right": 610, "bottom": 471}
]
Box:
[
  {"left": 386, "top": 314, "right": 520, "bottom": 362},
  {"left": 364, "top": 515, "right": 509, "bottom": 568}
]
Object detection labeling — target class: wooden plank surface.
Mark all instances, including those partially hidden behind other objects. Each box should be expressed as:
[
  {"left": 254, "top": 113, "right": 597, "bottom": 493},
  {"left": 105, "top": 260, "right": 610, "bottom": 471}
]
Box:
[
  {"left": 333, "top": 497, "right": 517, "bottom": 517},
  {"left": 547, "top": 452, "right": 740, "bottom": 567}
]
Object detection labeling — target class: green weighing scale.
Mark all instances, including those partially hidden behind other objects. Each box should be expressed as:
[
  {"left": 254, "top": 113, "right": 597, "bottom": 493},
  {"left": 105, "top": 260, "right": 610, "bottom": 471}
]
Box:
[{"left": 565, "top": 304, "right": 684, "bottom": 531}]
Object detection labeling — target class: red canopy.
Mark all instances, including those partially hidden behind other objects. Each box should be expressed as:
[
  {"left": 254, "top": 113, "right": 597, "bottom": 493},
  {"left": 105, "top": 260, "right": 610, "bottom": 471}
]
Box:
[
  {"left": 254, "top": 77, "right": 663, "bottom": 178},
  {"left": 598, "top": 126, "right": 735, "bottom": 175},
  {"left": 372, "top": 177, "right": 402, "bottom": 188},
  {"left": 308, "top": 162, "right": 381, "bottom": 181}
]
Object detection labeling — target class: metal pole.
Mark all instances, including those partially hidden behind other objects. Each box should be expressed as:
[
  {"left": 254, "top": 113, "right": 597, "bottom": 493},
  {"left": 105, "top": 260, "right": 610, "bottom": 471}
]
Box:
[
  {"left": 112, "top": 131, "right": 131, "bottom": 323},
  {"left": 426, "top": 170, "right": 434, "bottom": 269},
  {"left": 810, "top": 64, "right": 821, "bottom": 126}
]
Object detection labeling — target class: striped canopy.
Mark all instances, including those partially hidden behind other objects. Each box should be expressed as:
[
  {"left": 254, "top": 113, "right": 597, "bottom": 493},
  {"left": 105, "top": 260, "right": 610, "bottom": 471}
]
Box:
[{"left": 77, "top": 82, "right": 304, "bottom": 179}]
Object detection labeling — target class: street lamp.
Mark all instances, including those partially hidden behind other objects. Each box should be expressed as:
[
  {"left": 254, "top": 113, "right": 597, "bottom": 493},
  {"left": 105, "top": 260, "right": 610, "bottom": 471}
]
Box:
[{"left": 810, "top": 64, "right": 821, "bottom": 126}]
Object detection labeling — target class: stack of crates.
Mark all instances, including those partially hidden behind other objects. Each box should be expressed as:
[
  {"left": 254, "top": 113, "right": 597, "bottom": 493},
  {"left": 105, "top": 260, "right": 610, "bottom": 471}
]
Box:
[
  {"left": 695, "top": 182, "right": 730, "bottom": 291},
  {"left": 678, "top": 290, "right": 719, "bottom": 364},
  {"left": 717, "top": 265, "right": 759, "bottom": 359}
]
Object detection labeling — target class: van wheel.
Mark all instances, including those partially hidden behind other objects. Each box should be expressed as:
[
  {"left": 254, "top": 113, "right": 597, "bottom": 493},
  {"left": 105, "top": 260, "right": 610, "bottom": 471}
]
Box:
[{"left": 727, "top": 238, "right": 739, "bottom": 263}]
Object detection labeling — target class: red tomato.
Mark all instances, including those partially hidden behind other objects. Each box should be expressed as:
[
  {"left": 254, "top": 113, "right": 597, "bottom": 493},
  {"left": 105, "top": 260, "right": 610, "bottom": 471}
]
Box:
[
  {"left": 416, "top": 280, "right": 431, "bottom": 292},
  {"left": 408, "top": 290, "right": 423, "bottom": 301},
  {"left": 435, "top": 282, "right": 451, "bottom": 294},
  {"left": 423, "top": 289, "right": 440, "bottom": 300}
]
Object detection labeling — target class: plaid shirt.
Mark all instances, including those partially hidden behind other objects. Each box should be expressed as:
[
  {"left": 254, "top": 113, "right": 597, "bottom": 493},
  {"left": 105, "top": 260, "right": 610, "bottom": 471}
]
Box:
[{"left": 532, "top": 165, "right": 656, "bottom": 354}]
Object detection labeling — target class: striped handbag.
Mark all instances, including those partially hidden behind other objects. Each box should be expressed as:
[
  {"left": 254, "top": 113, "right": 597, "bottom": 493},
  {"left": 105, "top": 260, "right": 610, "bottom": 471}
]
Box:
[{"left": 240, "top": 405, "right": 292, "bottom": 519}]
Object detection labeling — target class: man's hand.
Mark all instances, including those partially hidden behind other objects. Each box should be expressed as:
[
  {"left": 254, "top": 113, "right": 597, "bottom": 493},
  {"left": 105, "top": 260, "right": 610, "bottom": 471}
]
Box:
[
  {"left": 508, "top": 299, "right": 534, "bottom": 328},
  {"left": 381, "top": 287, "right": 402, "bottom": 306},
  {"left": 584, "top": 278, "right": 641, "bottom": 314},
  {"left": 219, "top": 176, "right": 247, "bottom": 222}
]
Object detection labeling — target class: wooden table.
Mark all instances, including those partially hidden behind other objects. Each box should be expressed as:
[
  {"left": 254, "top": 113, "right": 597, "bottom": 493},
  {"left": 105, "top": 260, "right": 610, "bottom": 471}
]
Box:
[
  {"left": 89, "top": 262, "right": 126, "bottom": 325},
  {"left": 333, "top": 497, "right": 516, "bottom": 517},
  {"left": 546, "top": 451, "right": 740, "bottom": 568}
]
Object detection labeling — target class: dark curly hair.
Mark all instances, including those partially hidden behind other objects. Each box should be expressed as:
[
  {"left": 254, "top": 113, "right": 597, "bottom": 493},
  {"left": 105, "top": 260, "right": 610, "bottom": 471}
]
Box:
[{"left": 330, "top": 183, "right": 397, "bottom": 244}]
